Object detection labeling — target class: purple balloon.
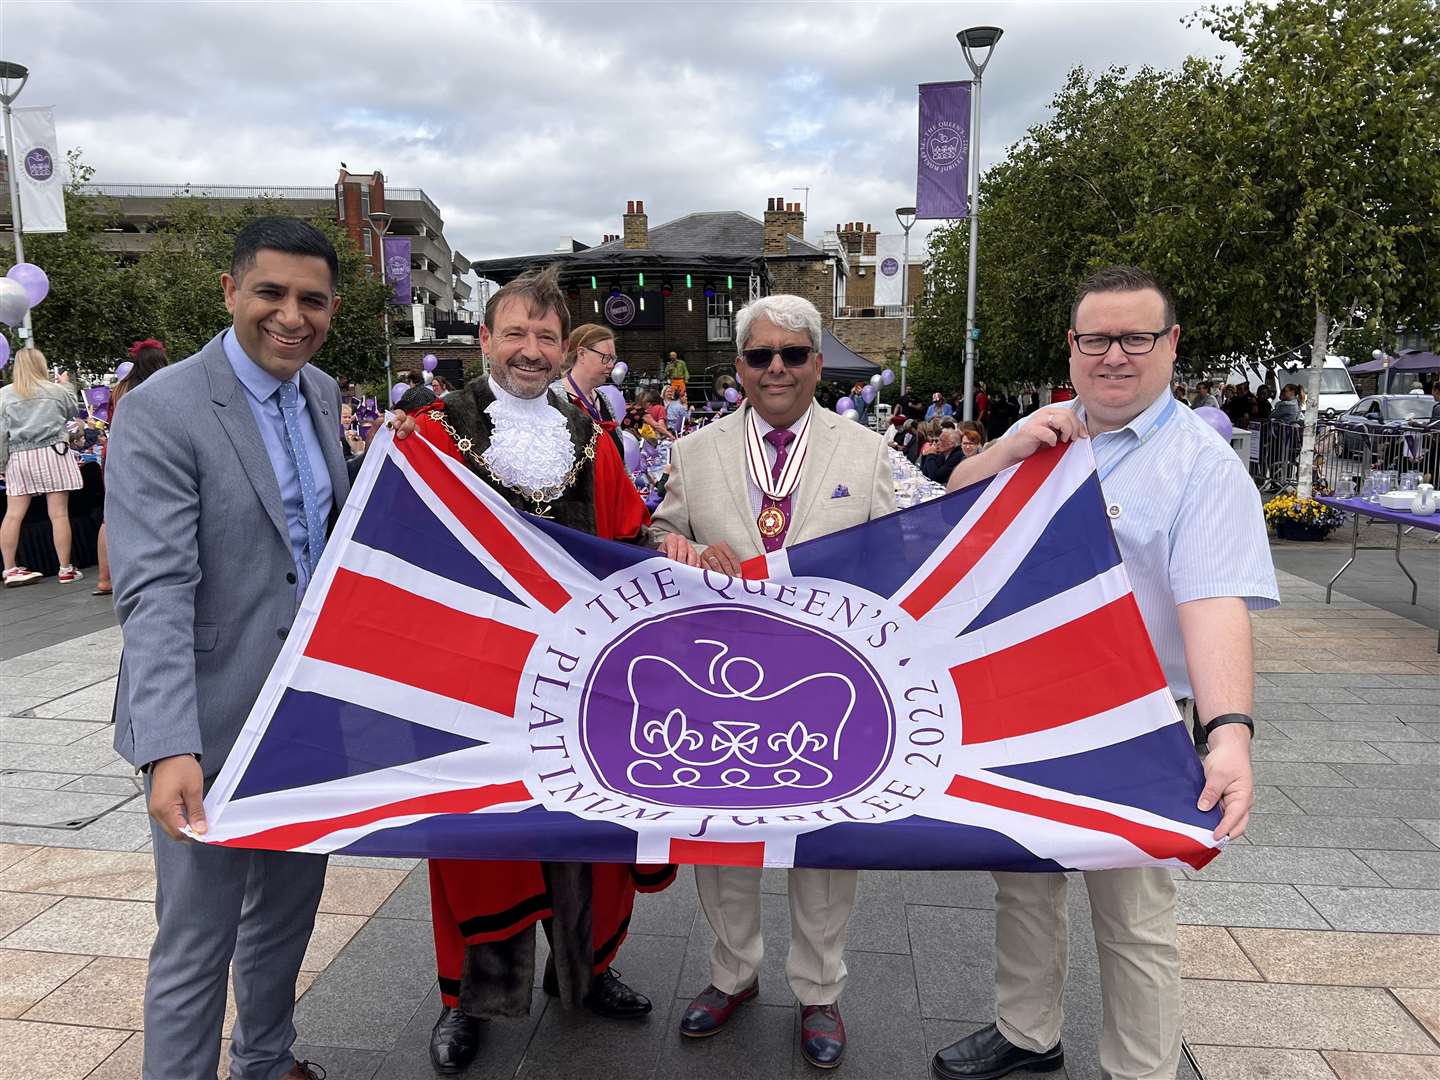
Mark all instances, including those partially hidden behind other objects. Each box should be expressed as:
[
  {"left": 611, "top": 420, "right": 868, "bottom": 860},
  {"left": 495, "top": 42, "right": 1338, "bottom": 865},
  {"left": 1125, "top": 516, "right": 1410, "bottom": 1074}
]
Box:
[
  {"left": 881, "top": 369, "right": 895, "bottom": 386},
  {"left": 861, "top": 384, "right": 877, "bottom": 403},
  {"left": 391, "top": 381, "right": 409, "bottom": 405},
  {"left": 611, "top": 361, "right": 629, "bottom": 385},
  {"left": 620, "top": 430, "right": 641, "bottom": 472},
  {"left": 1193, "top": 405, "right": 1233, "bottom": 441},
  {"left": 723, "top": 387, "right": 739, "bottom": 404},
  {"left": 597, "top": 383, "right": 626, "bottom": 419},
  {"left": 835, "top": 396, "right": 854, "bottom": 414},
  {"left": 422, "top": 353, "right": 438, "bottom": 372},
  {"left": 114, "top": 361, "right": 134, "bottom": 382},
  {"left": 6, "top": 263, "right": 49, "bottom": 307},
  {"left": 0, "top": 335, "right": 9, "bottom": 369}
]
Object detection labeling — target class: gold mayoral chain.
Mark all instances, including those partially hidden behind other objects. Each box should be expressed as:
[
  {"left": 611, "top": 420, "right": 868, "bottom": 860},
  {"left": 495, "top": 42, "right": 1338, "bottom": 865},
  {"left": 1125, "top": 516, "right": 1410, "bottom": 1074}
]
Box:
[
  {"left": 745, "top": 407, "right": 811, "bottom": 540},
  {"left": 437, "top": 412, "right": 597, "bottom": 520}
]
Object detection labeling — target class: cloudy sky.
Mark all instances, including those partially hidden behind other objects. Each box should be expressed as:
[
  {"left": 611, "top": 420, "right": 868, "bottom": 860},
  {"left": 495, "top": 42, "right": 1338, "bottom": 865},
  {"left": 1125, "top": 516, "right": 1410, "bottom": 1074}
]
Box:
[{"left": 2, "top": 1, "right": 1238, "bottom": 264}]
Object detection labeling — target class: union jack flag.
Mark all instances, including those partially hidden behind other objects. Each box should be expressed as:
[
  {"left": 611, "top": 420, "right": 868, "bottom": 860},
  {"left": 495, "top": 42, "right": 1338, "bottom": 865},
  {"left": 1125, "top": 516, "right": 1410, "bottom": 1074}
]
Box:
[{"left": 200, "top": 426, "right": 1224, "bottom": 873}]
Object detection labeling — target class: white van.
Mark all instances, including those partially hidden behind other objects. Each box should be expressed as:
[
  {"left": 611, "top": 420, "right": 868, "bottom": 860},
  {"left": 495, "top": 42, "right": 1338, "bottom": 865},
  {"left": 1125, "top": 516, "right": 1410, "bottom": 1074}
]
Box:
[{"left": 1232, "top": 355, "right": 1358, "bottom": 417}]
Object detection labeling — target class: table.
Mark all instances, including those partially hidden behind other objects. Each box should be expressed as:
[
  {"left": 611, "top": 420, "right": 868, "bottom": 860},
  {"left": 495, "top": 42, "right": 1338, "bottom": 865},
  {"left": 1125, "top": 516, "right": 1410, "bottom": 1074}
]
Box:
[
  {"left": 1317, "top": 495, "right": 1440, "bottom": 651},
  {"left": 0, "top": 459, "right": 105, "bottom": 576}
]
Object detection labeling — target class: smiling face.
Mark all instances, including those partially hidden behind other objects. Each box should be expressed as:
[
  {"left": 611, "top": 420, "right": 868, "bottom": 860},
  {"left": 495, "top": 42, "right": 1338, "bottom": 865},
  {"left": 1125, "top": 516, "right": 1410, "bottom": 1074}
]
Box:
[
  {"left": 221, "top": 249, "right": 340, "bottom": 381},
  {"left": 735, "top": 316, "right": 822, "bottom": 428},
  {"left": 481, "top": 295, "right": 566, "bottom": 399},
  {"left": 1068, "top": 288, "right": 1178, "bottom": 433}
]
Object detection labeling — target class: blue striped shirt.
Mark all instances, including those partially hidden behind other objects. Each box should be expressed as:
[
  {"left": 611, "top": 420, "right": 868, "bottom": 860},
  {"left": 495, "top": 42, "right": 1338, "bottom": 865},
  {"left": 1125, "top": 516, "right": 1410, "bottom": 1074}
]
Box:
[{"left": 1012, "top": 392, "right": 1279, "bottom": 698}]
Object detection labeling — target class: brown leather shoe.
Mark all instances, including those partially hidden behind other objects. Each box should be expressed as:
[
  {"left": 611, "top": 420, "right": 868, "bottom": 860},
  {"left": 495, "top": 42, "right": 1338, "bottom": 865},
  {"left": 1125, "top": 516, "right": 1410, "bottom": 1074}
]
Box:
[
  {"left": 281, "top": 1061, "right": 327, "bottom": 1079},
  {"left": 800, "top": 1003, "right": 846, "bottom": 1069},
  {"left": 679, "top": 981, "right": 759, "bottom": 1037}
]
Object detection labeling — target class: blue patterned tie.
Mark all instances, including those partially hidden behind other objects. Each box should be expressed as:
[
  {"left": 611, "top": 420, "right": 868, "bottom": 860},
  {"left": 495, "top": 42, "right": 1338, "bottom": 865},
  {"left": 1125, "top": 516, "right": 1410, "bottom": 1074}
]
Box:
[{"left": 276, "top": 380, "right": 325, "bottom": 579}]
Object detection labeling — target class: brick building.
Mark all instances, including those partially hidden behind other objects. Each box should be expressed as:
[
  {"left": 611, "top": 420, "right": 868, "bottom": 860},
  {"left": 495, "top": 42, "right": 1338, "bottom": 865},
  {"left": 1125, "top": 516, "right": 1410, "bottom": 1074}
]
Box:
[{"left": 468, "top": 197, "right": 915, "bottom": 388}]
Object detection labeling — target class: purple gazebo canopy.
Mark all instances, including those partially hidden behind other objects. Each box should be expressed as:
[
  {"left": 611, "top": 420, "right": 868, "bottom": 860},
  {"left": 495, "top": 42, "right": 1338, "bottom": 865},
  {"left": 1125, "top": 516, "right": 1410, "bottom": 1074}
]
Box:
[{"left": 1347, "top": 349, "right": 1440, "bottom": 375}]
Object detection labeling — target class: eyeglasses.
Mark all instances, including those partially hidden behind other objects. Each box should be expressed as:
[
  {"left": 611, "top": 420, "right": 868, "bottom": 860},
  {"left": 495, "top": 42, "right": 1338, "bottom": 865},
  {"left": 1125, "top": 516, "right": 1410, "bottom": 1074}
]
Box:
[
  {"left": 741, "top": 346, "right": 813, "bottom": 370},
  {"left": 1071, "top": 326, "right": 1175, "bottom": 356},
  {"left": 580, "top": 345, "right": 618, "bottom": 365}
]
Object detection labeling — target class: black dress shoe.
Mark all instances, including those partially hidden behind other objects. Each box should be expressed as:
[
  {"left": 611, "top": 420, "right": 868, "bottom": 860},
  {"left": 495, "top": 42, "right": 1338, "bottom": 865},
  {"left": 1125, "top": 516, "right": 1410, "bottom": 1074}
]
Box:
[
  {"left": 429, "top": 1005, "right": 481, "bottom": 1075},
  {"left": 800, "top": 1003, "right": 846, "bottom": 1069},
  {"left": 931, "top": 1023, "right": 1062, "bottom": 1080},
  {"left": 542, "top": 961, "right": 652, "bottom": 1019}
]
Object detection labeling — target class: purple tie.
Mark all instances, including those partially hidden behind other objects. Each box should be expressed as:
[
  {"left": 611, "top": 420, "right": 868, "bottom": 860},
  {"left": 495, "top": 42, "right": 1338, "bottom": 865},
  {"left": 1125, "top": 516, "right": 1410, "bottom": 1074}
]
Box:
[{"left": 762, "top": 428, "right": 795, "bottom": 552}]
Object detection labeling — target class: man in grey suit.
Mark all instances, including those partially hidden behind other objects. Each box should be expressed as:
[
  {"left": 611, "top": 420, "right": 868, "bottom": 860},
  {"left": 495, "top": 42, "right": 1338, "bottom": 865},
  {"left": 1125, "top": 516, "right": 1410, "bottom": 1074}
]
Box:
[
  {"left": 107, "top": 217, "right": 351, "bottom": 1080},
  {"left": 652, "top": 294, "right": 896, "bottom": 1070}
]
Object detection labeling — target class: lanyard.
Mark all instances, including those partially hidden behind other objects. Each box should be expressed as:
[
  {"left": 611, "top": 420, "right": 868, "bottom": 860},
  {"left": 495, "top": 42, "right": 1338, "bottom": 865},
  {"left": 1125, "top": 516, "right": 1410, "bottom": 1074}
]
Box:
[
  {"left": 1093, "top": 394, "right": 1179, "bottom": 484},
  {"left": 566, "top": 374, "right": 604, "bottom": 423}
]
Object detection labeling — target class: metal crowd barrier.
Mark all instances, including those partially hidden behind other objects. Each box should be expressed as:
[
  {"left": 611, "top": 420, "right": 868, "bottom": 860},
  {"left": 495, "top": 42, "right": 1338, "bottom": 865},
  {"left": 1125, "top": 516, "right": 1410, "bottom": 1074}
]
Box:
[{"left": 1248, "top": 418, "right": 1440, "bottom": 497}]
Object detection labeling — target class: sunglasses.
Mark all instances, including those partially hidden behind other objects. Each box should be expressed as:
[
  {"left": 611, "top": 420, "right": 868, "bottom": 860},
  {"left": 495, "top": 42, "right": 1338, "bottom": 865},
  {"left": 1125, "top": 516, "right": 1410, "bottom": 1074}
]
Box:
[{"left": 741, "top": 346, "right": 814, "bottom": 370}]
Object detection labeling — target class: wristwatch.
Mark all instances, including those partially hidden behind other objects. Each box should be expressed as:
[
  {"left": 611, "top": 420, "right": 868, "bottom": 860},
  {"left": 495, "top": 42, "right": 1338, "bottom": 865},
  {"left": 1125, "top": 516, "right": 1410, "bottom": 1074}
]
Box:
[{"left": 1202, "top": 713, "right": 1255, "bottom": 739}]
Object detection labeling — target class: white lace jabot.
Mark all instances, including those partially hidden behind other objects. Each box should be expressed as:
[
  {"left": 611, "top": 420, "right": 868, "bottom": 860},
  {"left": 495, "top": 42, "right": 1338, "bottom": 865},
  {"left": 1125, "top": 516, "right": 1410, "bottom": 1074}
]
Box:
[{"left": 482, "top": 377, "right": 577, "bottom": 493}]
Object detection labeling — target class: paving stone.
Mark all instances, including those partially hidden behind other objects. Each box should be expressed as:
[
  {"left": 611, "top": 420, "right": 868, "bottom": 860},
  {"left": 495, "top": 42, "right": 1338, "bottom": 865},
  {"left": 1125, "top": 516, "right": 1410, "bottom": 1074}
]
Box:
[
  {"left": 1249, "top": 739, "right": 1392, "bottom": 764},
  {"left": 1254, "top": 684, "right": 1367, "bottom": 703},
  {"left": 1250, "top": 786, "right": 1305, "bottom": 814},
  {"left": 1175, "top": 925, "right": 1261, "bottom": 981},
  {"left": 300, "top": 914, "right": 367, "bottom": 973},
  {"left": 1298, "top": 886, "right": 1440, "bottom": 933},
  {"left": 1355, "top": 687, "right": 1440, "bottom": 705},
  {"left": 1381, "top": 676, "right": 1440, "bottom": 690},
  {"left": 0, "top": 1017, "right": 130, "bottom": 1079},
  {"left": 1395, "top": 989, "right": 1440, "bottom": 1042},
  {"left": 907, "top": 904, "right": 997, "bottom": 1023},
  {"left": 292, "top": 915, "right": 438, "bottom": 1051},
  {"left": 0, "top": 717, "right": 106, "bottom": 746},
  {"left": 80, "top": 1031, "right": 143, "bottom": 1080},
  {"left": 1181, "top": 980, "right": 1438, "bottom": 1053},
  {"left": 0, "top": 810, "right": 151, "bottom": 851},
  {"left": 0, "top": 787, "right": 127, "bottom": 827},
  {"left": 21, "top": 954, "right": 147, "bottom": 1030},
  {"left": 1262, "top": 673, "right": 1397, "bottom": 689},
  {"left": 316, "top": 866, "right": 406, "bottom": 917},
  {"left": 0, "top": 738, "right": 123, "bottom": 775},
  {"left": 1187, "top": 1044, "right": 1337, "bottom": 1079},
  {"left": 0, "top": 845, "right": 35, "bottom": 873},
  {"left": 1316, "top": 703, "right": 1440, "bottom": 723},
  {"left": 283, "top": 1044, "right": 385, "bottom": 1080},
  {"left": 0, "top": 948, "right": 92, "bottom": 1018},
  {"left": 1272, "top": 720, "right": 1436, "bottom": 743},
  {"left": 1324, "top": 1051, "right": 1440, "bottom": 1078},
  {"left": 899, "top": 870, "right": 997, "bottom": 909},
  {"left": 1334, "top": 763, "right": 1440, "bottom": 790},
  {"left": 0, "top": 770, "right": 79, "bottom": 790},
  {"left": 1243, "top": 814, "right": 1437, "bottom": 851},
  {"left": 326, "top": 854, "right": 419, "bottom": 870},
  {"left": 1230, "top": 928, "right": 1440, "bottom": 988},
  {"left": 1283, "top": 787, "right": 1440, "bottom": 820},
  {"left": 0, "top": 891, "right": 59, "bottom": 939},
  {"left": 1407, "top": 820, "right": 1440, "bottom": 846},
  {"left": 1374, "top": 742, "right": 1440, "bottom": 765},
  {"left": 1187, "top": 846, "right": 1384, "bottom": 886},
  {"left": 26, "top": 679, "right": 119, "bottom": 722},
  {"left": 845, "top": 871, "right": 910, "bottom": 954},
  {"left": 0, "top": 896, "right": 154, "bottom": 958},
  {"left": 373, "top": 984, "right": 546, "bottom": 1080},
  {"left": 628, "top": 863, "right": 699, "bottom": 938},
  {"left": 1251, "top": 702, "right": 1329, "bottom": 722},
  {"left": 809, "top": 949, "right": 929, "bottom": 1078},
  {"left": 1174, "top": 882, "right": 1328, "bottom": 929},
  {"left": 656, "top": 997, "right": 800, "bottom": 1080},
  {"left": 1354, "top": 850, "right": 1440, "bottom": 890},
  {"left": 371, "top": 864, "right": 430, "bottom": 922},
  {"left": 0, "top": 847, "right": 154, "bottom": 901},
  {"left": 1251, "top": 761, "right": 1354, "bottom": 787}
]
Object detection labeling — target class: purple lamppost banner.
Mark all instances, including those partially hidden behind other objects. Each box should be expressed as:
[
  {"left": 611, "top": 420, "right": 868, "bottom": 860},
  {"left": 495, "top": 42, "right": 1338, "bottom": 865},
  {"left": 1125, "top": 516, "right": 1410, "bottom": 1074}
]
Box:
[
  {"left": 383, "top": 237, "right": 411, "bottom": 306},
  {"left": 916, "top": 81, "right": 972, "bottom": 220}
]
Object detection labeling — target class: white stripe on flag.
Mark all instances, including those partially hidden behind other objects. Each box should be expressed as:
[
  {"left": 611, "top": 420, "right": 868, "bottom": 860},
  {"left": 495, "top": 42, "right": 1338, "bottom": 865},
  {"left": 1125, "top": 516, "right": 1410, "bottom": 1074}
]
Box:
[
  {"left": 951, "top": 688, "right": 1184, "bottom": 770},
  {"left": 943, "top": 563, "right": 1133, "bottom": 663}
]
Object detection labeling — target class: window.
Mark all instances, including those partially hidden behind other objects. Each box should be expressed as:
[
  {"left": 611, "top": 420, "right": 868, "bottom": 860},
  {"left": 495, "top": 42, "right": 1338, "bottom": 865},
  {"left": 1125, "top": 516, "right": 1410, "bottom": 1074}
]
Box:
[
  {"left": 335, "top": 188, "right": 345, "bottom": 222},
  {"left": 706, "top": 292, "right": 733, "bottom": 342},
  {"left": 360, "top": 186, "right": 371, "bottom": 220},
  {"left": 362, "top": 231, "right": 372, "bottom": 256}
]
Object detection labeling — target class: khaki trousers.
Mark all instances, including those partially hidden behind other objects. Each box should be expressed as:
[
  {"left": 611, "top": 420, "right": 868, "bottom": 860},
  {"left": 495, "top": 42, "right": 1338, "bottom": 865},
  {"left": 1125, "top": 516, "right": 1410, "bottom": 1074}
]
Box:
[
  {"left": 992, "top": 868, "right": 1181, "bottom": 1080},
  {"left": 694, "top": 865, "right": 858, "bottom": 1005}
]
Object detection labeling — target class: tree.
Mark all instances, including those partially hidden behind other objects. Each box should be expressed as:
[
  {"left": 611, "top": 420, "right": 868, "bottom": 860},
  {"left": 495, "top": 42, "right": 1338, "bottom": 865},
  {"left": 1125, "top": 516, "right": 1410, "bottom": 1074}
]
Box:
[{"left": 1201, "top": 0, "right": 1440, "bottom": 497}]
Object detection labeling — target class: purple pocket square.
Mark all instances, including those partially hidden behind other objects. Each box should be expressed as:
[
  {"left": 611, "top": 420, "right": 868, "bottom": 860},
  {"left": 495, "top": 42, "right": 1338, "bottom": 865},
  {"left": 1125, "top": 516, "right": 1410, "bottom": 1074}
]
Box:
[{"left": 831, "top": 484, "right": 850, "bottom": 498}]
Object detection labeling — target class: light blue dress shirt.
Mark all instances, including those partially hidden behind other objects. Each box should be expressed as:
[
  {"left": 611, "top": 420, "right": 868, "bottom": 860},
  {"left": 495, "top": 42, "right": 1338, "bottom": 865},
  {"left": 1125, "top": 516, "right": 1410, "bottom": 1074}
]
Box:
[
  {"left": 1010, "top": 391, "right": 1279, "bottom": 698},
  {"left": 223, "top": 330, "right": 334, "bottom": 596}
]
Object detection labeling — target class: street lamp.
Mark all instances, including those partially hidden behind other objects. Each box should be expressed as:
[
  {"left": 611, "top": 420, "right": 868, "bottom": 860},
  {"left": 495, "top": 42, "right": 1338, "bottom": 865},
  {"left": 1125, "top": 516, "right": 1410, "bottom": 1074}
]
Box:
[
  {"left": 368, "top": 211, "right": 394, "bottom": 392},
  {"left": 956, "top": 25, "right": 1002, "bottom": 421},
  {"left": 1373, "top": 348, "right": 1392, "bottom": 396},
  {"left": 0, "top": 60, "right": 33, "bottom": 343},
  {"left": 895, "top": 206, "right": 916, "bottom": 397}
]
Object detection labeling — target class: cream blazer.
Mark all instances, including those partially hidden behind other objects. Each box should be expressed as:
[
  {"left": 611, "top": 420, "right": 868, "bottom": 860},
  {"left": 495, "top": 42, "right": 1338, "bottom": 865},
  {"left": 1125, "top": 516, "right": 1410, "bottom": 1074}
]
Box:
[{"left": 651, "top": 402, "right": 896, "bottom": 558}]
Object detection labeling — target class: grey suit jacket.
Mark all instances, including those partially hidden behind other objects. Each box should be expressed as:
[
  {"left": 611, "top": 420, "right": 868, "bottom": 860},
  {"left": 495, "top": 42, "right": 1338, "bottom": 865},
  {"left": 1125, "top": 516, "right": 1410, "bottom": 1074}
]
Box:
[
  {"left": 651, "top": 402, "right": 896, "bottom": 557},
  {"left": 107, "top": 332, "right": 349, "bottom": 781}
]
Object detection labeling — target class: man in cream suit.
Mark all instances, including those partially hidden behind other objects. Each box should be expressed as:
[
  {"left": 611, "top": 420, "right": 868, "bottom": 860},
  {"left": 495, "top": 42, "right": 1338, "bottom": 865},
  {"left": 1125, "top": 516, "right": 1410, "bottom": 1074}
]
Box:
[{"left": 652, "top": 294, "right": 895, "bottom": 1070}]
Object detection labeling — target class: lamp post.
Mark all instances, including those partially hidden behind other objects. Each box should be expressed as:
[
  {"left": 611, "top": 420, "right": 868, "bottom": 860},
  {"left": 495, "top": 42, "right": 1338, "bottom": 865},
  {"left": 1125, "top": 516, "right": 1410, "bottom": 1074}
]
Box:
[
  {"left": 0, "top": 60, "right": 33, "bottom": 343},
  {"left": 1372, "top": 348, "right": 1391, "bottom": 396},
  {"left": 368, "top": 211, "right": 393, "bottom": 392},
  {"left": 956, "top": 25, "right": 1002, "bottom": 422},
  {"left": 895, "top": 206, "right": 916, "bottom": 398}
]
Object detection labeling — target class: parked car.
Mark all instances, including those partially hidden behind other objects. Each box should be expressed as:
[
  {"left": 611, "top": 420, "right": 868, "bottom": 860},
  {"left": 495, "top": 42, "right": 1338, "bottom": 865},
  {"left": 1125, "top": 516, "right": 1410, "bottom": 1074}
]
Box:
[{"left": 1335, "top": 394, "right": 1436, "bottom": 457}]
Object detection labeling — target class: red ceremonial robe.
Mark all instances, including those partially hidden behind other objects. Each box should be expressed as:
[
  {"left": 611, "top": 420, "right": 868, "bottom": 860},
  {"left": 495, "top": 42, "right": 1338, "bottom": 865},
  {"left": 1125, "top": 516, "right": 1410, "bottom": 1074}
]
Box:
[{"left": 411, "top": 393, "right": 675, "bottom": 1015}]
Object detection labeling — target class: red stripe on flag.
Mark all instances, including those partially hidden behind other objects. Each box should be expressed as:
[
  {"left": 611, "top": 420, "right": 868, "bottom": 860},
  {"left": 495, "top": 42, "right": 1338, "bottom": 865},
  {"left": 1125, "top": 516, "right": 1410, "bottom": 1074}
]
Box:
[
  {"left": 306, "top": 569, "right": 537, "bottom": 715},
  {"left": 946, "top": 774, "right": 1217, "bottom": 870},
  {"left": 218, "top": 779, "right": 533, "bottom": 851},
  {"left": 396, "top": 437, "right": 571, "bottom": 613},
  {"left": 740, "top": 555, "right": 770, "bottom": 580},
  {"left": 949, "top": 594, "right": 1167, "bottom": 743},
  {"left": 899, "top": 446, "right": 1065, "bottom": 622},
  {"left": 669, "top": 838, "right": 768, "bottom": 867}
]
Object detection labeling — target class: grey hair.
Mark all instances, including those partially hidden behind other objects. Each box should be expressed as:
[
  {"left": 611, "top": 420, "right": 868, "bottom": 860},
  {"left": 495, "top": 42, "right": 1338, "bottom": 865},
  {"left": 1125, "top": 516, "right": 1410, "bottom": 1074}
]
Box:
[{"left": 734, "top": 294, "right": 823, "bottom": 353}]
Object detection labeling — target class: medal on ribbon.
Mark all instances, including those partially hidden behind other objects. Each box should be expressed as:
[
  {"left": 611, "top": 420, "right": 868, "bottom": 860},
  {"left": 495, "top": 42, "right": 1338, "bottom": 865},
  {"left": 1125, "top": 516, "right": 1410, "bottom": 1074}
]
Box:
[{"left": 746, "top": 406, "right": 811, "bottom": 540}]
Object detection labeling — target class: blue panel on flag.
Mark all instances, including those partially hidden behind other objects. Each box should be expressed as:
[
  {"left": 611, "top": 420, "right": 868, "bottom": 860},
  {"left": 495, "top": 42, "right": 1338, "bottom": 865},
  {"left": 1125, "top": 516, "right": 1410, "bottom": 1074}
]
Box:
[
  {"left": 962, "top": 474, "right": 1121, "bottom": 634},
  {"left": 989, "top": 725, "right": 1218, "bottom": 830},
  {"left": 337, "top": 805, "right": 639, "bottom": 862},
  {"left": 786, "top": 479, "right": 994, "bottom": 599},
  {"left": 527, "top": 512, "right": 663, "bottom": 583},
  {"left": 794, "top": 816, "right": 1064, "bottom": 871},
  {"left": 230, "top": 689, "right": 485, "bottom": 802},
  {"left": 353, "top": 459, "right": 524, "bottom": 603}
]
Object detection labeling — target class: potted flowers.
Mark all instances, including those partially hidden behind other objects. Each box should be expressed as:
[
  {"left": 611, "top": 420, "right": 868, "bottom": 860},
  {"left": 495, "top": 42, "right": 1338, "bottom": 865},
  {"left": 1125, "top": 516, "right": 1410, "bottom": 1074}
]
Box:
[{"left": 1263, "top": 494, "right": 1346, "bottom": 541}]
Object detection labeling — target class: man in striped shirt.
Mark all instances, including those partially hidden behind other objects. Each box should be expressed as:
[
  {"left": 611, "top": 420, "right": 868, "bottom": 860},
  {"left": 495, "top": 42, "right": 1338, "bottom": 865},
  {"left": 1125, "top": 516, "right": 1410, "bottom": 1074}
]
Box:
[{"left": 932, "top": 266, "right": 1278, "bottom": 1080}]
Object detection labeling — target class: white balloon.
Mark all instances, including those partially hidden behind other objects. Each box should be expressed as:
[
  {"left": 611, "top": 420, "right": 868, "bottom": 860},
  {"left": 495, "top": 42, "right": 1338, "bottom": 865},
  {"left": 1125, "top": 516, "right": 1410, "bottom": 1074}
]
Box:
[
  {"left": 870, "top": 373, "right": 882, "bottom": 386},
  {"left": 0, "top": 279, "right": 30, "bottom": 327},
  {"left": 842, "top": 408, "right": 860, "bottom": 421}
]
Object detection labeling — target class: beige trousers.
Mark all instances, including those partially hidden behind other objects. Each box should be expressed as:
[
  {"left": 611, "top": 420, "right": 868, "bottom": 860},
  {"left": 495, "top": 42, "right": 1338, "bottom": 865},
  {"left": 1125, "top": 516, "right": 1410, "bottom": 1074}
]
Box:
[
  {"left": 992, "top": 868, "right": 1181, "bottom": 1080},
  {"left": 694, "top": 865, "right": 858, "bottom": 1005}
]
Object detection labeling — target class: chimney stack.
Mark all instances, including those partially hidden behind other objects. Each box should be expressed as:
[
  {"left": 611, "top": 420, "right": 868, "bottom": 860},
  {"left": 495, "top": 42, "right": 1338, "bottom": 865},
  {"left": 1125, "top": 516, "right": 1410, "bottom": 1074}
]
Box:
[
  {"left": 623, "top": 199, "right": 648, "bottom": 249},
  {"left": 763, "top": 193, "right": 788, "bottom": 255}
]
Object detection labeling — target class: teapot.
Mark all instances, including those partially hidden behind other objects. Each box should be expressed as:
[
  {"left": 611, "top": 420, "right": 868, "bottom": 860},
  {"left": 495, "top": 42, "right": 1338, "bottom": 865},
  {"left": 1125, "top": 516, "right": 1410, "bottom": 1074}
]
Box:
[{"left": 1415, "top": 484, "right": 1438, "bottom": 517}]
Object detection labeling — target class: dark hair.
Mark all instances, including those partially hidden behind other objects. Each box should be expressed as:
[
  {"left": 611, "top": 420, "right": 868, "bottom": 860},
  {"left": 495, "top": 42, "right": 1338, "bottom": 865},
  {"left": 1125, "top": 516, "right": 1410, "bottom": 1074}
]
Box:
[
  {"left": 231, "top": 216, "right": 339, "bottom": 289},
  {"left": 485, "top": 264, "right": 570, "bottom": 340},
  {"left": 114, "top": 343, "right": 170, "bottom": 409},
  {"left": 1070, "top": 265, "right": 1175, "bottom": 328}
]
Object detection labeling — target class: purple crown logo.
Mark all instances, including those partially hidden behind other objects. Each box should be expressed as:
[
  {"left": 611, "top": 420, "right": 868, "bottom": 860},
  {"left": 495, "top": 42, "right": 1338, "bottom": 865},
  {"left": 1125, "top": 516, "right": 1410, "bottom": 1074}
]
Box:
[
  {"left": 24, "top": 148, "right": 54, "bottom": 182},
  {"left": 926, "top": 128, "right": 960, "bottom": 165},
  {"left": 581, "top": 607, "right": 893, "bottom": 809}
]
